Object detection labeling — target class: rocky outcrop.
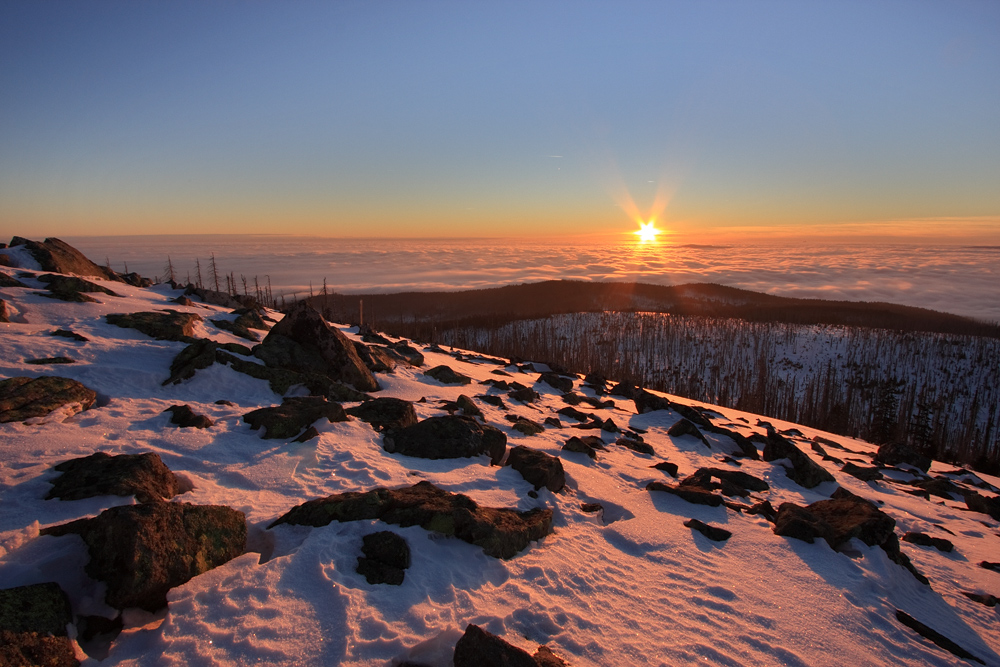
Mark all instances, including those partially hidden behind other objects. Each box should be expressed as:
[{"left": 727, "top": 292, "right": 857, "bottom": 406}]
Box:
[
  {"left": 681, "top": 467, "right": 769, "bottom": 497},
  {"left": 634, "top": 390, "right": 713, "bottom": 428},
  {"left": 562, "top": 435, "right": 606, "bottom": 459},
  {"left": 8, "top": 236, "right": 119, "bottom": 281},
  {"left": 184, "top": 286, "right": 257, "bottom": 310},
  {"left": 902, "top": 532, "right": 954, "bottom": 552},
  {"left": 382, "top": 415, "right": 506, "bottom": 464},
  {"left": 41, "top": 502, "right": 246, "bottom": 611},
  {"left": 38, "top": 274, "right": 121, "bottom": 302},
  {"left": 895, "top": 610, "right": 984, "bottom": 664},
  {"left": 270, "top": 481, "right": 552, "bottom": 559},
  {"left": 106, "top": 310, "right": 202, "bottom": 342},
  {"left": 243, "top": 396, "right": 348, "bottom": 439},
  {"left": 874, "top": 442, "right": 932, "bottom": 473},
  {"left": 353, "top": 342, "right": 397, "bottom": 373},
  {"left": 386, "top": 342, "right": 424, "bottom": 367},
  {"left": 356, "top": 531, "right": 410, "bottom": 585},
  {"left": 0, "top": 272, "right": 28, "bottom": 288},
  {"left": 537, "top": 372, "right": 573, "bottom": 393},
  {"left": 684, "top": 518, "right": 731, "bottom": 542},
  {"left": 424, "top": 365, "right": 473, "bottom": 385},
  {"left": 841, "top": 462, "right": 883, "bottom": 482},
  {"left": 510, "top": 416, "right": 545, "bottom": 436},
  {"left": 253, "top": 304, "right": 378, "bottom": 392},
  {"left": 616, "top": 436, "right": 654, "bottom": 455},
  {"left": 50, "top": 329, "right": 89, "bottom": 342},
  {"left": 964, "top": 492, "right": 1000, "bottom": 521},
  {"left": 0, "top": 582, "right": 77, "bottom": 667},
  {"left": 762, "top": 430, "right": 835, "bottom": 489},
  {"left": 163, "top": 338, "right": 253, "bottom": 385},
  {"left": 667, "top": 418, "right": 711, "bottom": 448},
  {"left": 346, "top": 397, "right": 418, "bottom": 432},
  {"left": 164, "top": 404, "right": 213, "bottom": 429},
  {"left": 453, "top": 624, "right": 537, "bottom": 667},
  {"left": 46, "top": 452, "right": 181, "bottom": 503},
  {"left": 0, "top": 376, "right": 97, "bottom": 423},
  {"left": 506, "top": 446, "right": 566, "bottom": 492}
]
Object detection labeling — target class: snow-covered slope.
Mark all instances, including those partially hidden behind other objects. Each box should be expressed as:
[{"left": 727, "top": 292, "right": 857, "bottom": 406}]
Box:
[{"left": 1, "top": 266, "right": 999, "bottom": 667}]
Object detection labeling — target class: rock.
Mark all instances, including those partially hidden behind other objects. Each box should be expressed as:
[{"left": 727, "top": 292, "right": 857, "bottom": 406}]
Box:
[
  {"left": 964, "top": 492, "right": 1000, "bottom": 521},
  {"left": 254, "top": 304, "right": 378, "bottom": 392},
  {"left": 841, "top": 462, "right": 883, "bottom": 482},
  {"left": 634, "top": 390, "right": 712, "bottom": 428},
  {"left": 980, "top": 561, "right": 1000, "bottom": 572},
  {"left": 561, "top": 392, "right": 583, "bottom": 406},
  {"left": 457, "top": 394, "right": 482, "bottom": 417},
  {"left": 537, "top": 372, "right": 574, "bottom": 393},
  {"left": 508, "top": 387, "right": 540, "bottom": 403},
  {"left": 580, "top": 503, "right": 603, "bottom": 513},
  {"left": 423, "top": 365, "right": 472, "bottom": 385},
  {"left": 762, "top": 430, "right": 835, "bottom": 489},
  {"left": 46, "top": 452, "right": 181, "bottom": 503},
  {"left": 667, "top": 418, "right": 711, "bottom": 448},
  {"left": 387, "top": 342, "right": 424, "bottom": 367},
  {"left": 902, "top": 532, "right": 954, "bottom": 552},
  {"left": 584, "top": 372, "right": 608, "bottom": 393},
  {"left": 556, "top": 406, "right": 591, "bottom": 422},
  {"left": 50, "top": 329, "right": 89, "bottom": 342},
  {"left": 478, "top": 394, "right": 505, "bottom": 408},
  {"left": 382, "top": 415, "right": 506, "bottom": 464},
  {"left": 356, "top": 531, "right": 410, "bottom": 585},
  {"left": 512, "top": 417, "right": 545, "bottom": 436},
  {"left": 0, "top": 298, "right": 8, "bottom": 323},
  {"left": 353, "top": 342, "right": 397, "bottom": 373},
  {"left": 650, "top": 461, "right": 679, "bottom": 477},
  {"left": 543, "top": 417, "right": 562, "bottom": 428},
  {"left": 184, "top": 286, "right": 254, "bottom": 309},
  {"left": 0, "top": 582, "right": 73, "bottom": 636},
  {"left": 682, "top": 467, "right": 769, "bottom": 495},
  {"left": 162, "top": 338, "right": 253, "bottom": 385},
  {"left": 270, "top": 481, "right": 552, "bottom": 559},
  {"left": 164, "top": 404, "right": 213, "bottom": 428},
  {"left": 25, "top": 356, "right": 75, "bottom": 365},
  {"left": 9, "top": 236, "right": 119, "bottom": 281},
  {"left": 894, "top": 610, "right": 984, "bottom": 664},
  {"left": 562, "top": 435, "right": 605, "bottom": 459},
  {"left": 774, "top": 488, "right": 896, "bottom": 549},
  {"left": 874, "top": 442, "right": 932, "bottom": 473},
  {"left": 221, "top": 349, "right": 371, "bottom": 402},
  {"left": 702, "top": 423, "right": 760, "bottom": 460},
  {"left": 0, "top": 376, "right": 97, "bottom": 423},
  {"left": 533, "top": 645, "right": 569, "bottom": 667},
  {"left": 684, "top": 518, "right": 732, "bottom": 542},
  {"left": 106, "top": 310, "right": 202, "bottom": 342},
  {"left": 243, "top": 396, "right": 349, "bottom": 439},
  {"left": 609, "top": 382, "right": 636, "bottom": 399},
  {"left": 600, "top": 417, "right": 619, "bottom": 433},
  {"left": 294, "top": 426, "right": 320, "bottom": 442},
  {"left": 453, "top": 624, "right": 537, "bottom": 667},
  {"left": 346, "top": 397, "right": 418, "bottom": 432},
  {"left": 908, "top": 477, "right": 961, "bottom": 500},
  {"left": 41, "top": 502, "right": 246, "bottom": 611},
  {"left": 646, "top": 481, "right": 723, "bottom": 507},
  {"left": 747, "top": 500, "right": 777, "bottom": 522},
  {"left": 37, "top": 274, "right": 121, "bottom": 302},
  {"left": 211, "top": 317, "right": 260, "bottom": 342},
  {"left": 961, "top": 591, "right": 998, "bottom": 607},
  {"left": 506, "top": 446, "right": 566, "bottom": 492},
  {"left": 617, "top": 437, "right": 654, "bottom": 455},
  {"left": 0, "top": 272, "right": 28, "bottom": 288}
]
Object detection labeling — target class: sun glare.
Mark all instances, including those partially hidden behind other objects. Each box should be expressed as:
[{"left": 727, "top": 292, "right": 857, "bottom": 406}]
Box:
[{"left": 635, "top": 221, "right": 660, "bottom": 243}]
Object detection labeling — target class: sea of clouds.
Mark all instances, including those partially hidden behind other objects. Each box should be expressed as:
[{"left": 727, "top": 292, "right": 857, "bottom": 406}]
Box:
[{"left": 65, "top": 236, "right": 1000, "bottom": 322}]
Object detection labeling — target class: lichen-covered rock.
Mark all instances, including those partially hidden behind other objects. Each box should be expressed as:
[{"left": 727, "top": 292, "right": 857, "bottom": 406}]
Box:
[
  {"left": 356, "top": 531, "right": 410, "bottom": 585},
  {"left": 164, "top": 404, "right": 213, "bottom": 429},
  {"left": 506, "top": 445, "right": 566, "bottom": 492},
  {"left": 874, "top": 442, "right": 932, "bottom": 473},
  {"left": 106, "top": 310, "right": 202, "bottom": 342},
  {"left": 424, "top": 365, "right": 472, "bottom": 385},
  {"left": 0, "top": 582, "right": 73, "bottom": 636},
  {"left": 762, "top": 430, "right": 835, "bottom": 489},
  {"left": 347, "top": 397, "right": 418, "bottom": 432},
  {"left": 382, "top": 415, "right": 506, "bottom": 464},
  {"left": 41, "top": 502, "right": 246, "bottom": 611},
  {"left": 0, "top": 376, "right": 97, "bottom": 423},
  {"left": 38, "top": 274, "right": 121, "bottom": 302},
  {"left": 453, "top": 624, "right": 537, "bottom": 667},
  {"left": 244, "top": 396, "right": 348, "bottom": 439},
  {"left": 270, "top": 481, "right": 552, "bottom": 559},
  {"left": 46, "top": 452, "right": 181, "bottom": 503}
]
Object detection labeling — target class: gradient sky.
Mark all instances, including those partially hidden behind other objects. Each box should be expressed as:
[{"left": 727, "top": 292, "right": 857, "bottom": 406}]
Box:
[{"left": 2, "top": 1, "right": 998, "bottom": 241}]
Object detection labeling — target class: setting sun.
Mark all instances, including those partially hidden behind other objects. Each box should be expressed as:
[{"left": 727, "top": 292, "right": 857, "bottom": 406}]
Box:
[{"left": 635, "top": 221, "right": 661, "bottom": 243}]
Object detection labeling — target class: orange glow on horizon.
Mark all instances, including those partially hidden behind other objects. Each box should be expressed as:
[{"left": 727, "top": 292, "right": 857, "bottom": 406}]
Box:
[{"left": 635, "top": 221, "right": 661, "bottom": 243}]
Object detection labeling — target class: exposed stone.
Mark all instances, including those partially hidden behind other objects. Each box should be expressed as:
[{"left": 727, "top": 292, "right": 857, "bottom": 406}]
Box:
[
  {"left": 244, "top": 396, "right": 349, "bottom": 439},
  {"left": 556, "top": 406, "right": 592, "bottom": 422},
  {"left": 478, "top": 394, "right": 505, "bottom": 408},
  {"left": 902, "top": 532, "right": 954, "bottom": 553},
  {"left": 634, "top": 390, "right": 712, "bottom": 428},
  {"left": 453, "top": 624, "right": 538, "bottom": 667},
  {"left": 253, "top": 303, "right": 378, "bottom": 392},
  {"left": 908, "top": 477, "right": 961, "bottom": 500},
  {"left": 617, "top": 437, "right": 654, "bottom": 455},
  {"left": 37, "top": 274, "right": 121, "bottom": 302},
  {"left": 41, "top": 502, "right": 246, "bottom": 611},
  {"left": 600, "top": 417, "right": 619, "bottom": 433},
  {"left": 424, "top": 365, "right": 472, "bottom": 385},
  {"left": 609, "top": 382, "right": 636, "bottom": 399},
  {"left": 356, "top": 531, "right": 410, "bottom": 585},
  {"left": 543, "top": 417, "right": 562, "bottom": 428},
  {"left": 382, "top": 415, "right": 506, "bottom": 464},
  {"left": 218, "top": 349, "right": 370, "bottom": 401},
  {"left": 774, "top": 488, "right": 896, "bottom": 549},
  {"left": 702, "top": 423, "right": 760, "bottom": 460},
  {"left": 46, "top": 452, "right": 180, "bottom": 504},
  {"left": 980, "top": 561, "right": 1000, "bottom": 572},
  {"left": 512, "top": 417, "right": 545, "bottom": 436},
  {"left": 961, "top": 591, "right": 998, "bottom": 607},
  {"left": 353, "top": 342, "right": 397, "bottom": 373},
  {"left": 684, "top": 518, "right": 731, "bottom": 542},
  {"left": 874, "top": 442, "right": 932, "bottom": 473},
  {"left": 682, "top": 467, "right": 769, "bottom": 496},
  {"left": 25, "top": 356, "right": 75, "bottom": 365},
  {"left": 0, "top": 272, "right": 28, "bottom": 288},
  {"left": 508, "top": 387, "right": 540, "bottom": 403},
  {"left": 211, "top": 317, "right": 259, "bottom": 342},
  {"left": 0, "top": 582, "right": 73, "bottom": 636},
  {"left": 580, "top": 503, "right": 603, "bottom": 513},
  {"left": 506, "top": 446, "right": 566, "bottom": 492},
  {"left": 0, "top": 630, "right": 79, "bottom": 667},
  {"left": 533, "top": 645, "right": 569, "bottom": 667},
  {"left": 747, "top": 500, "right": 778, "bottom": 522},
  {"left": 537, "top": 372, "right": 574, "bottom": 393},
  {"left": 0, "top": 376, "right": 97, "bottom": 423},
  {"left": 9, "top": 236, "right": 119, "bottom": 281},
  {"left": 164, "top": 404, "right": 213, "bottom": 429},
  {"left": 646, "top": 481, "right": 723, "bottom": 507},
  {"left": 841, "top": 462, "right": 884, "bottom": 482},
  {"left": 894, "top": 610, "right": 984, "bottom": 664},
  {"left": 184, "top": 286, "right": 255, "bottom": 310},
  {"left": 270, "top": 481, "right": 552, "bottom": 559},
  {"left": 561, "top": 392, "right": 583, "bottom": 406},
  {"left": 162, "top": 338, "right": 253, "bottom": 385},
  {"left": 650, "top": 461, "right": 679, "bottom": 477},
  {"left": 106, "top": 310, "right": 202, "bottom": 342},
  {"left": 562, "top": 435, "right": 605, "bottom": 459},
  {"left": 293, "top": 426, "right": 320, "bottom": 442},
  {"left": 762, "top": 430, "right": 835, "bottom": 489},
  {"left": 346, "top": 397, "right": 418, "bottom": 432},
  {"left": 387, "top": 342, "right": 424, "bottom": 367},
  {"left": 667, "top": 418, "right": 711, "bottom": 448},
  {"left": 457, "top": 394, "right": 482, "bottom": 417},
  {"left": 964, "top": 492, "right": 1000, "bottom": 521}
]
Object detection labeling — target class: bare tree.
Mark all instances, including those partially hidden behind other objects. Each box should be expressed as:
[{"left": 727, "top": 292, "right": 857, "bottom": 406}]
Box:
[
  {"left": 194, "top": 259, "right": 203, "bottom": 289},
  {"left": 163, "top": 256, "right": 176, "bottom": 284},
  {"left": 209, "top": 253, "right": 221, "bottom": 292}
]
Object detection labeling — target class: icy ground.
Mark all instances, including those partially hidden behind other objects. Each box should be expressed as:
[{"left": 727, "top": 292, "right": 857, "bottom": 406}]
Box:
[{"left": 1, "top": 265, "right": 999, "bottom": 666}]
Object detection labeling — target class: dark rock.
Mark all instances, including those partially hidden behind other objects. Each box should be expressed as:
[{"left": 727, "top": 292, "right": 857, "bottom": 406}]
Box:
[
  {"left": 841, "top": 462, "right": 883, "bottom": 482},
  {"left": 609, "top": 382, "right": 636, "bottom": 399},
  {"left": 37, "top": 274, "right": 121, "bottom": 302},
  {"left": 762, "top": 430, "right": 835, "bottom": 489},
  {"left": 980, "top": 561, "right": 1000, "bottom": 572},
  {"left": 424, "top": 365, "right": 472, "bottom": 385},
  {"left": 561, "top": 392, "right": 583, "bottom": 406},
  {"left": 25, "top": 356, "right": 75, "bottom": 365},
  {"left": 254, "top": 303, "right": 378, "bottom": 392},
  {"left": 617, "top": 437, "right": 654, "bottom": 455},
  {"left": 562, "top": 435, "right": 605, "bottom": 459},
  {"left": 684, "top": 518, "right": 732, "bottom": 542},
  {"left": 457, "top": 394, "right": 482, "bottom": 417},
  {"left": 173, "top": 295, "right": 196, "bottom": 306},
  {"left": 747, "top": 500, "right": 777, "bottom": 522},
  {"left": 512, "top": 417, "right": 545, "bottom": 436},
  {"left": 162, "top": 338, "right": 253, "bottom": 385},
  {"left": 9, "top": 236, "right": 119, "bottom": 281},
  {"left": 164, "top": 404, "right": 213, "bottom": 429},
  {"left": 183, "top": 286, "right": 246, "bottom": 309},
  {"left": 508, "top": 387, "right": 540, "bottom": 403},
  {"left": 908, "top": 477, "right": 961, "bottom": 500},
  {"left": 667, "top": 418, "right": 711, "bottom": 448},
  {"left": 47, "top": 452, "right": 180, "bottom": 504},
  {"left": 0, "top": 298, "right": 8, "bottom": 323},
  {"left": 0, "top": 272, "right": 28, "bottom": 288},
  {"left": 0, "top": 582, "right": 73, "bottom": 636},
  {"left": 106, "top": 310, "right": 202, "bottom": 342},
  {"left": 646, "top": 481, "right": 723, "bottom": 507},
  {"left": 346, "top": 397, "right": 418, "bottom": 432},
  {"left": 0, "top": 376, "right": 97, "bottom": 423},
  {"left": 537, "top": 372, "right": 574, "bottom": 393},
  {"left": 270, "top": 481, "right": 552, "bottom": 559},
  {"left": 41, "top": 502, "right": 246, "bottom": 611},
  {"left": 651, "top": 461, "right": 679, "bottom": 477},
  {"left": 634, "top": 390, "right": 713, "bottom": 428},
  {"left": 294, "top": 426, "right": 320, "bottom": 442},
  {"left": 902, "top": 532, "right": 954, "bottom": 553},
  {"left": 600, "top": 417, "right": 619, "bottom": 433},
  {"left": 874, "top": 442, "right": 932, "bottom": 473},
  {"left": 353, "top": 342, "right": 397, "bottom": 373},
  {"left": 894, "top": 610, "right": 984, "bottom": 664},
  {"left": 964, "top": 492, "right": 1000, "bottom": 521},
  {"left": 556, "top": 406, "right": 591, "bottom": 422},
  {"left": 682, "top": 467, "right": 769, "bottom": 494},
  {"left": 478, "top": 394, "right": 505, "bottom": 408},
  {"left": 387, "top": 342, "right": 424, "bottom": 367},
  {"left": 211, "top": 318, "right": 260, "bottom": 342},
  {"left": 50, "top": 329, "right": 89, "bottom": 342},
  {"left": 356, "top": 531, "right": 410, "bottom": 585},
  {"left": 702, "top": 423, "right": 760, "bottom": 459},
  {"left": 533, "top": 645, "right": 569, "bottom": 667},
  {"left": 506, "top": 446, "right": 565, "bottom": 492},
  {"left": 0, "top": 630, "right": 79, "bottom": 667},
  {"left": 218, "top": 349, "right": 370, "bottom": 401},
  {"left": 382, "top": 415, "right": 506, "bottom": 464},
  {"left": 360, "top": 330, "right": 392, "bottom": 345},
  {"left": 774, "top": 488, "right": 896, "bottom": 549},
  {"left": 453, "top": 624, "right": 538, "bottom": 667},
  {"left": 580, "top": 503, "right": 603, "bottom": 513},
  {"left": 961, "top": 591, "right": 998, "bottom": 607},
  {"left": 244, "top": 396, "right": 348, "bottom": 439},
  {"left": 580, "top": 395, "right": 615, "bottom": 410},
  {"left": 543, "top": 417, "right": 562, "bottom": 428}
]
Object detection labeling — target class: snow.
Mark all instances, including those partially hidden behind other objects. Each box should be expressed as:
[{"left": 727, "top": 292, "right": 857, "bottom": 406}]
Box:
[{"left": 2, "top": 265, "right": 999, "bottom": 666}]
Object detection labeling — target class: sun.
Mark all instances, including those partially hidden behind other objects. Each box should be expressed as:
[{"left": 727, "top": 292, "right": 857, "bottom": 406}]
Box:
[{"left": 635, "top": 221, "right": 660, "bottom": 243}]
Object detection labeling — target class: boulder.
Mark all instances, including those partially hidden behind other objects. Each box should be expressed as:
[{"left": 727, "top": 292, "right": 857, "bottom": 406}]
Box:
[
  {"left": 163, "top": 338, "right": 253, "bottom": 385},
  {"left": 684, "top": 518, "right": 732, "bottom": 542},
  {"left": 211, "top": 317, "right": 260, "bottom": 342},
  {"left": 762, "top": 430, "right": 835, "bottom": 489},
  {"left": 346, "top": 397, "right": 418, "bottom": 432},
  {"left": 874, "top": 442, "right": 932, "bottom": 473},
  {"left": 478, "top": 394, "right": 505, "bottom": 408},
  {"left": 511, "top": 417, "right": 545, "bottom": 436},
  {"left": 506, "top": 446, "right": 566, "bottom": 492},
  {"left": 556, "top": 406, "right": 591, "bottom": 422},
  {"left": 908, "top": 477, "right": 961, "bottom": 500},
  {"left": 25, "top": 356, "right": 75, "bottom": 365},
  {"left": 961, "top": 592, "right": 998, "bottom": 607},
  {"left": 454, "top": 624, "right": 537, "bottom": 667},
  {"left": 41, "top": 502, "right": 246, "bottom": 611},
  {"left": 702, "top": 423, "right": 760, "bottom": 459},
  {"left": 667, "top": 418, "right": 711, "bottom": 448},
  {"left": 841, "top": 462, "right": 883, "bottom": 482},
  {"left": 646, "top": 480, "right": 723, "bottom": 506},
  {"left": 424, "top": 365, "right": 472, "bottom": 385},
  {"left": 270, "top": 481, "right": 552, "bottom": 559},
  {"left": 0, "top": 272, "right": 28, "bottom": 288},
  {"left": 902, "top": 532, "right": 954, "bottom": 553},
  {"left": 0, "top": 298, "right": 8, "bottom": 323},
  {"left": 681, "top": 467, "right": 769, "bottom": 496},
  {"left": 356, "top": 531, "right": 410, "bottom": 585},
  {"left": 106, "top": 310, "right": 202, "bottom": 342},
  {"left": 243, "top": 396, "right": 349, "bottom": 439},
  {"left": 0, "top": 582, "right": 77, "bottom": 667},
  {"left": 37, "top": 274, "right": 120, "bottom": 302},
  {"left": 8, "top": 236, "right": 119, "bottom": 281},
  {"left": 964, "top": 492, "right": 1000, "bottom": 521},
  {"left": 533, "top": 645, "right": 569, "bottom": 667},
  {"left": 253, "top": 304, "right": 378, "bottom": 392},
  {"left": 164, "top": 404, "right": 213, "bottom": 429},
  {"left": 353, "top": 342, "right": 397, "bottom": 373},
  {"left": 895, "top": 610, "right": 984, "bottom": 665},
  {"left": 382, "top": 415, "right": 506, "bottom": 464},
  {"left": 543, "top": 417, "right": 562, "bottom": 429},
  {"left": 634, "top": 390, "right": 712, "bottom": 428},
  {"left": 50, "top": 329, "right": 89, "bottom": 342},
  {"left": 219, "top": 349, "right": 371, "bottom": 401},
  {"left": 537, "top": 372, "right": 574, "bottom": 393},
  {"left": 562, "top": 435, "right": 605, "bottom": 459},
  {"left": 387, "top": 342, "right": 424, "bottom": 367},
  {"left": 609, "top": 382, "right": 636, "bottom": 399},
  {"left": 46, "top": 452, "right": 181, "bottom": 503},
  {"left": 650, "top": 461, "right": 679, "bottom": 477},
  {"left": 0, "top": 376, "right": 97, "bottom": 423},
  {"left": 508, "top": 386, "right": 540, "bottom": 403},
  {"left": 456, "top": 394, "right": 482, "bottom": 417},
  {"left": 617, "top": 437, "right": 654, "bottom": 455},
  {"left": 184, "top": 286, "right": 254, "bottom": 309}
]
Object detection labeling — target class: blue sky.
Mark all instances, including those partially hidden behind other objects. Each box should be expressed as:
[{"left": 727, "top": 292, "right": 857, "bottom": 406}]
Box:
[{"left": 1, "top": 0, "right": 998, "bottom": 240}]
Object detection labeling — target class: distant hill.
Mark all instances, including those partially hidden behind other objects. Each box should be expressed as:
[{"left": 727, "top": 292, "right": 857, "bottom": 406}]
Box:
[{"left": 308, "top": 280, "right": 1000, "bottom": 339}]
